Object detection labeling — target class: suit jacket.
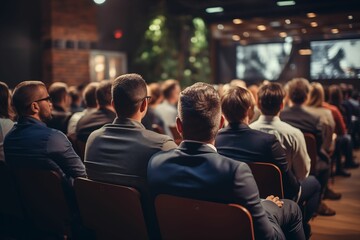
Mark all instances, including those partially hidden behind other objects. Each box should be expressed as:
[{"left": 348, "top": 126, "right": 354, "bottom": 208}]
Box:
[
  {"left": 215, "top": 123, "right": 300, "bottom": 200},
  {"left": 148, "top": 141, "right": 285, "bottom": 240}
]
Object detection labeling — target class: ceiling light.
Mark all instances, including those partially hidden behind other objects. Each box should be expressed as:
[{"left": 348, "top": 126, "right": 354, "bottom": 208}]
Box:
[
  {"left": 217, "top": 24, "right": 224, "bottom": 30},
  {"left": 285, "top": 36, "right": 293, "bottom": 43},
  {"left": 233, "top": 19, "right": 243, "bottom": 24},
  {"left": 279, "top": 32, "right": 287, "bottom": 37},
  {"left": 276, "top": 1, "right": 296, "bottom": 7},
  {"left": 93, "top": 0, "right": 106, "bottom": 4},
  {"left": 243, "top": 32, "right": 250, "bottom": 37},
  {"left": 285, "top": 19, "right": 291, "bottom": 24},
  {"left": 348, "top": 15, "right": 353, "bottom": 20},
  {"left": 331, "top": 28, "right": 339, "bottom": 34},
  {"left": 206, "top": 7, "right": 224, "bottom": 14},
  {"left": 307, "top": 12, "right": 316, "bottom": 18},
  {"left": 232, "top": 35, "right": 241, "bottom": 41},
  {"left": 299, "top": 49, "right": 312, "bottom": 55},
  {"left": 310, "top": 22, "right": 318, "bottom": 27},
  {"left": 257, "top": 25, "right": 267, "bottom": 31},
  {"left": 301, "top": 28, "right": 307, "bottom": 33}
]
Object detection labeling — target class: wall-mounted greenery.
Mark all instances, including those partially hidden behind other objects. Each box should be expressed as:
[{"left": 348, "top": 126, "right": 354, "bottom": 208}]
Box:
[{"left": 134, "top": 7, "right": 211, "bottom": 87}]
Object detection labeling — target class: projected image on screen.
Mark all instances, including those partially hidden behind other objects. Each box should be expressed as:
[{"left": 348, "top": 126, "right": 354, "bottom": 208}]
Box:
[
  {"left": 311, "top": 39, "right": 360, "bottom": 79},
  {"left": 236, "top": 43, "right": 292, "bottom": 80}
]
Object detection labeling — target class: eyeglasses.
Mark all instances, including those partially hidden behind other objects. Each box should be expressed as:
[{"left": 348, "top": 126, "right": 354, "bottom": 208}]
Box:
[{"left": 34, "top": 96, "right": 52, "bottom": 103}]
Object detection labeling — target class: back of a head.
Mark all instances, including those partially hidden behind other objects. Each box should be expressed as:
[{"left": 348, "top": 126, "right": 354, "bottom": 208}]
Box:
[
  {"left": 162, "top": 79, "right": 179, "bottom": 100},
  {"left": 307, "top": 82, "right": 325, "bottom": 108},
  {"left": 0, "top": 82, "right": 12, "bottom": 118},
  {"left": 222, "top": 86, "right": 254, "bottom": 123},
  {"left": 230, "top": 79, "right": 247, "bottom": 89},
  {"left": 112, "top": 73, "right": 147, "bottom": 118},
  {"left": 328, "top": 84, "right": 343, "bottom": 106},
  {"left": 83, "top": 82, "right": 99, "bottom": 108},
  {"left": 148, "top": 82, "right": 163, "bottom": 105},
  {"left": 96, "top": 80, "right": 112, "bottom": 107},
  {"left": 178, "top": 82, "right": 221, "bottom": 142},
  {"left": 257, "top": 83, "right": 285, "bottom": 116},
  {"left": 48, "top": 82, "right": 69, "bottom": 104},
  {"left": 12, "top": 81, "right": 45, "bottom": 117},
  {"left": 287, "top": 78, "right": 310, "bottom": 105}
]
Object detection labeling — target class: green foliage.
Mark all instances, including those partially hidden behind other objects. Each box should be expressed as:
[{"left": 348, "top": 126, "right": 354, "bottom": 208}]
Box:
[{"left": 134, "top": 11, "right": 211, "bottom": 87}]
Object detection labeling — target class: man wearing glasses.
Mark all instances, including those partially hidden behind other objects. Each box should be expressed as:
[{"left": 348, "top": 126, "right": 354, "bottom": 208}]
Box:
[
  {"left": 4, "top": 80, "right": 86, "bottom": 184},
  {"left": 84, "top": 73, "right": 176, "bottom": 187}
]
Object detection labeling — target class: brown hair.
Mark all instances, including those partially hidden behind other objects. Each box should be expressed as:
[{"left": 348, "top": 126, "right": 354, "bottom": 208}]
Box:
[
  {"left": 96, "top": 80, "right": 112, "bottom": 107},
  {"left": 0, "top": 82, "right": 14, "bottom": 119},
  {"left": 307, "top": 82, "right": 325, "bottom": 108},
  {"left": 48, "top": 82, "right": 69, "bottom": 104},
  {"left": 286, "top": 78, "right": 310, "bottom": 104},
  {"left": 221, "top": 86, "right": 254, "bottom": 123},
  {"left": 83, "top": 82, "right": 99, "bottom": 108},
  {"left": 12, "top": 81, "right": 46, "bottom": 116},
  {"left": 257, "top": 83, "right": 285, "bottom": 116}
]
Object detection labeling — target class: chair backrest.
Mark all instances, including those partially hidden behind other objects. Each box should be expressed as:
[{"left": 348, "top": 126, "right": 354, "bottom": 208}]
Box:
[
  {"left": 169, "top": 125, "right": 182, "bottom": 145},
  {"left": 247, "top": 162, "right": 284, "bottom": 199},
  {"left": 303, "top": 133, "right": 317, "bottom": 175},
  {"left": 155, "top": 194, "right": 255, "bottom": 240},
  {"left": 0, "top": 163, "right": 24, "bottom": 220},
  {"left": 74, "top": 178, "right": 149, "bottom": 240},
  {"left": 13, "top": 169, "right": 72, "bottom": 235}
]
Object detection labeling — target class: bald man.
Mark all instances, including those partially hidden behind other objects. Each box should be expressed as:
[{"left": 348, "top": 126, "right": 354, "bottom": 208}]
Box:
[{"left": 4, "top": 81, "right": 86, "bottom": 184}]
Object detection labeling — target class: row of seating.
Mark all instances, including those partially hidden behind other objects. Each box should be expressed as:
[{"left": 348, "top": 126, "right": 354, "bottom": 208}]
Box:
[{"left": 0, "top": 162, "right": 283, "bottom": 239}]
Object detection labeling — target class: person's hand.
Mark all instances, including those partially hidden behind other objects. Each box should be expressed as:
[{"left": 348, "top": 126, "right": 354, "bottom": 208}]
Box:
[{"left": 266, "top": 195, "right": 284, "bottom": 208}]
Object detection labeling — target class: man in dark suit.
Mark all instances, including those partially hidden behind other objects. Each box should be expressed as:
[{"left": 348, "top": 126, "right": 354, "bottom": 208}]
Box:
[
  {"left": 148, "top": 82, "right": 305, "bottom": 240},
  {"left": 215, "top": 86, "right": 300, "bottom": 201}
]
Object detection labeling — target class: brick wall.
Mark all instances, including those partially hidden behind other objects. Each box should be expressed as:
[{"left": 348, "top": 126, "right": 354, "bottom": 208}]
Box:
[{"left": 42, "top": 0, "right": 98, "bottom": 87}]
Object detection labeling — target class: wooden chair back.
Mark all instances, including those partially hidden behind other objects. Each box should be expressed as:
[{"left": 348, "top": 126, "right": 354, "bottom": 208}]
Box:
[
  {"left": 74, "top": 178, "right": 149, "bottom": 240},
  {"left": 303, "top": 133, "right": 317, "bottom": 175},
  {"left": 13, "top": 169, "right": 72, "bottom": 235},
  {"left": 247, "top": 162, "right": 284, "bottom": 199},
  {"left": 155, "top": 194, "right": 255, "bottom": 240}
]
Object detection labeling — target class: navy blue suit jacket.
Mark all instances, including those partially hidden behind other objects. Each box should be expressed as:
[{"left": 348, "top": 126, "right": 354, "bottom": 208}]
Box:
[
  {"left": 148, "top": 141, "right": 286, "bottom": 240},
  {"left": 215, "top": 123, "right": 300, "bottom": 200}
]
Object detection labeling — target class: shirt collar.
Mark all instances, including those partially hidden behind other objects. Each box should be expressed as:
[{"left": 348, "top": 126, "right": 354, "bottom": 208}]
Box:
[
  {"left": 182, "top": 140, "right": 217, "bottom": 152},
  {"left": 258, "top": 115, "right": 281, "bottom": 122}
]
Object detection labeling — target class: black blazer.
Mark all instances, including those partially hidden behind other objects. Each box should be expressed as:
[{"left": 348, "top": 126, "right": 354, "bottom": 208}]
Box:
[
  {"left": 215, "top": 123, "right": 300, "bottom": 200},
  {"left": 148, "top": 141, "right": 285, "bottom": 240}
]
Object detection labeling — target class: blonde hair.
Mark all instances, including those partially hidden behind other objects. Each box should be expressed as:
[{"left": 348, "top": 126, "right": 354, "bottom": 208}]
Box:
[{"left": 307, "top": 82, "right": 324, "bottom": 108}]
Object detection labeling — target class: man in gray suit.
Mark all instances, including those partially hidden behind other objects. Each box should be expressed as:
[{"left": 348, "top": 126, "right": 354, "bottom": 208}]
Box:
[{"left": 84, "top": 73, "right": 177, "bottom": 186}]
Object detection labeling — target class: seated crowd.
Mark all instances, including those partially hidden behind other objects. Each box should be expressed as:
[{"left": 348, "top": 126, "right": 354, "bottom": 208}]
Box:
[{"left": 0, "top": 75, "right": 359, "bottom": 240}]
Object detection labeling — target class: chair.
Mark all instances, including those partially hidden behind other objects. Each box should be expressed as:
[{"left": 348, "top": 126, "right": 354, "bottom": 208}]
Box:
[
  {"left": 13, "top": 169, "right": 72, "bottom": 238},
  {"left": 247, "top": 162, "right": 284, "bottom": 199},
  {"left": 155, "top": 194, "right": 255, "bottom": 240},
  {"left": 303, "top": 133, "right": 318, "bottom": 175},
  {"left": 74, "top": 178, "right": 149, "bottom": 240},
  {"left": 169, "top": 125, "right": 182, "bottom": 145}
]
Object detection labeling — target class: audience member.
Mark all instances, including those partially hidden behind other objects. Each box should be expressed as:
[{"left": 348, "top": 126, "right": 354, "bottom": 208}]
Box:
[
  {"left": 155, "top": 79, "right": 180, "bottom": 137},
  {"left": 148, "top": 82, "right": 305, "bottom": 240},
  {"left": 280, "top": 78, "right": 338, "bottom": 216},
  {"left": 85, "top": 73, "right": 176, "bottom": 186},
  {"left": 68, "top": 86, "right": 84, "bottom": 113},
  {"left": 248, "top": 84, "right": 261, "bottom": 123},
  {"left": 142, "top": 82, "right": 166, "bottom": 133},
  {"left": 250, "top": 83, "right": 321, "bottom": 237},
  {"left": 76, "top": 80, "right": 116, "bottom": 143},
  {"left": 45, "top": 82, "right": 72, "bottom": 134},
  {"left": 215, "top": 86, "right": 300, "bottom": 200},
  {"left": 0, "top": 82, "right": 15, "bottom": 161},
  {"left": 67, "top": 82, "right": 99, "bottom": 137},
  {"left": 4, "top": 81, "right": 86, "bottom": 184}
]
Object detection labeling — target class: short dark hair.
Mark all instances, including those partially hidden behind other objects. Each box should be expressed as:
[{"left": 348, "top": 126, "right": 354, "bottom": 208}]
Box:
[
  {"left": 258, "top": 83, "right": 285, "bottom": 116},
  {"left": 83, "top": 82, "right": 99, "bottom": 108},
  {"left": 0, "top": 82, "right": 14, "bottom": 119},
  {"left": 48, "top": 82, "right": 69, "bottom": 104},
  {"left": 221, "top": 86, "right": 254, "bottom": 123},
  {"left": 162, "top": 79, "right": 179, "bottom": 99},
  {"left": 112, "top": 74, "right": 147, "bottom": 118},
  {"left": 12, "top": 81, "right": 45, "bottom": 116},
  {"left": 178, "top": 82, "right": 221, "bottom": 142},
  {"left": 96, "top": 80, "right": 112, "bottom": 107},
  {"left": 287, "top": 78, "right": 310, "bottom": 104}
]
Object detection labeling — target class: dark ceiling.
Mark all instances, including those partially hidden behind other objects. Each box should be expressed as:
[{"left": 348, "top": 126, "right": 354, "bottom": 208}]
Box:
[{"left": 166, "top": 0, "right": 360, "bottom": 44}]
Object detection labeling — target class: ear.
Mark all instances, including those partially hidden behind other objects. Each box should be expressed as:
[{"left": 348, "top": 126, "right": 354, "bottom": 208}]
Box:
[
  {"left": 176, "top": 117, "right": 183, "bottom": 136},
  {"left": 139, "top": 98, "right": 147, "bottom": 113},
  {"left": 247, "top": 105, "right": 255, "bottom": 120},
  {"left": 219, "top": 115, "right": 225, "bottom": 129},
  {"left": 280, "top": 102, "right": 284, "bottom": 111},
  {"left": 30, "top": 102, "right": 40, "bottom": 114}
]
